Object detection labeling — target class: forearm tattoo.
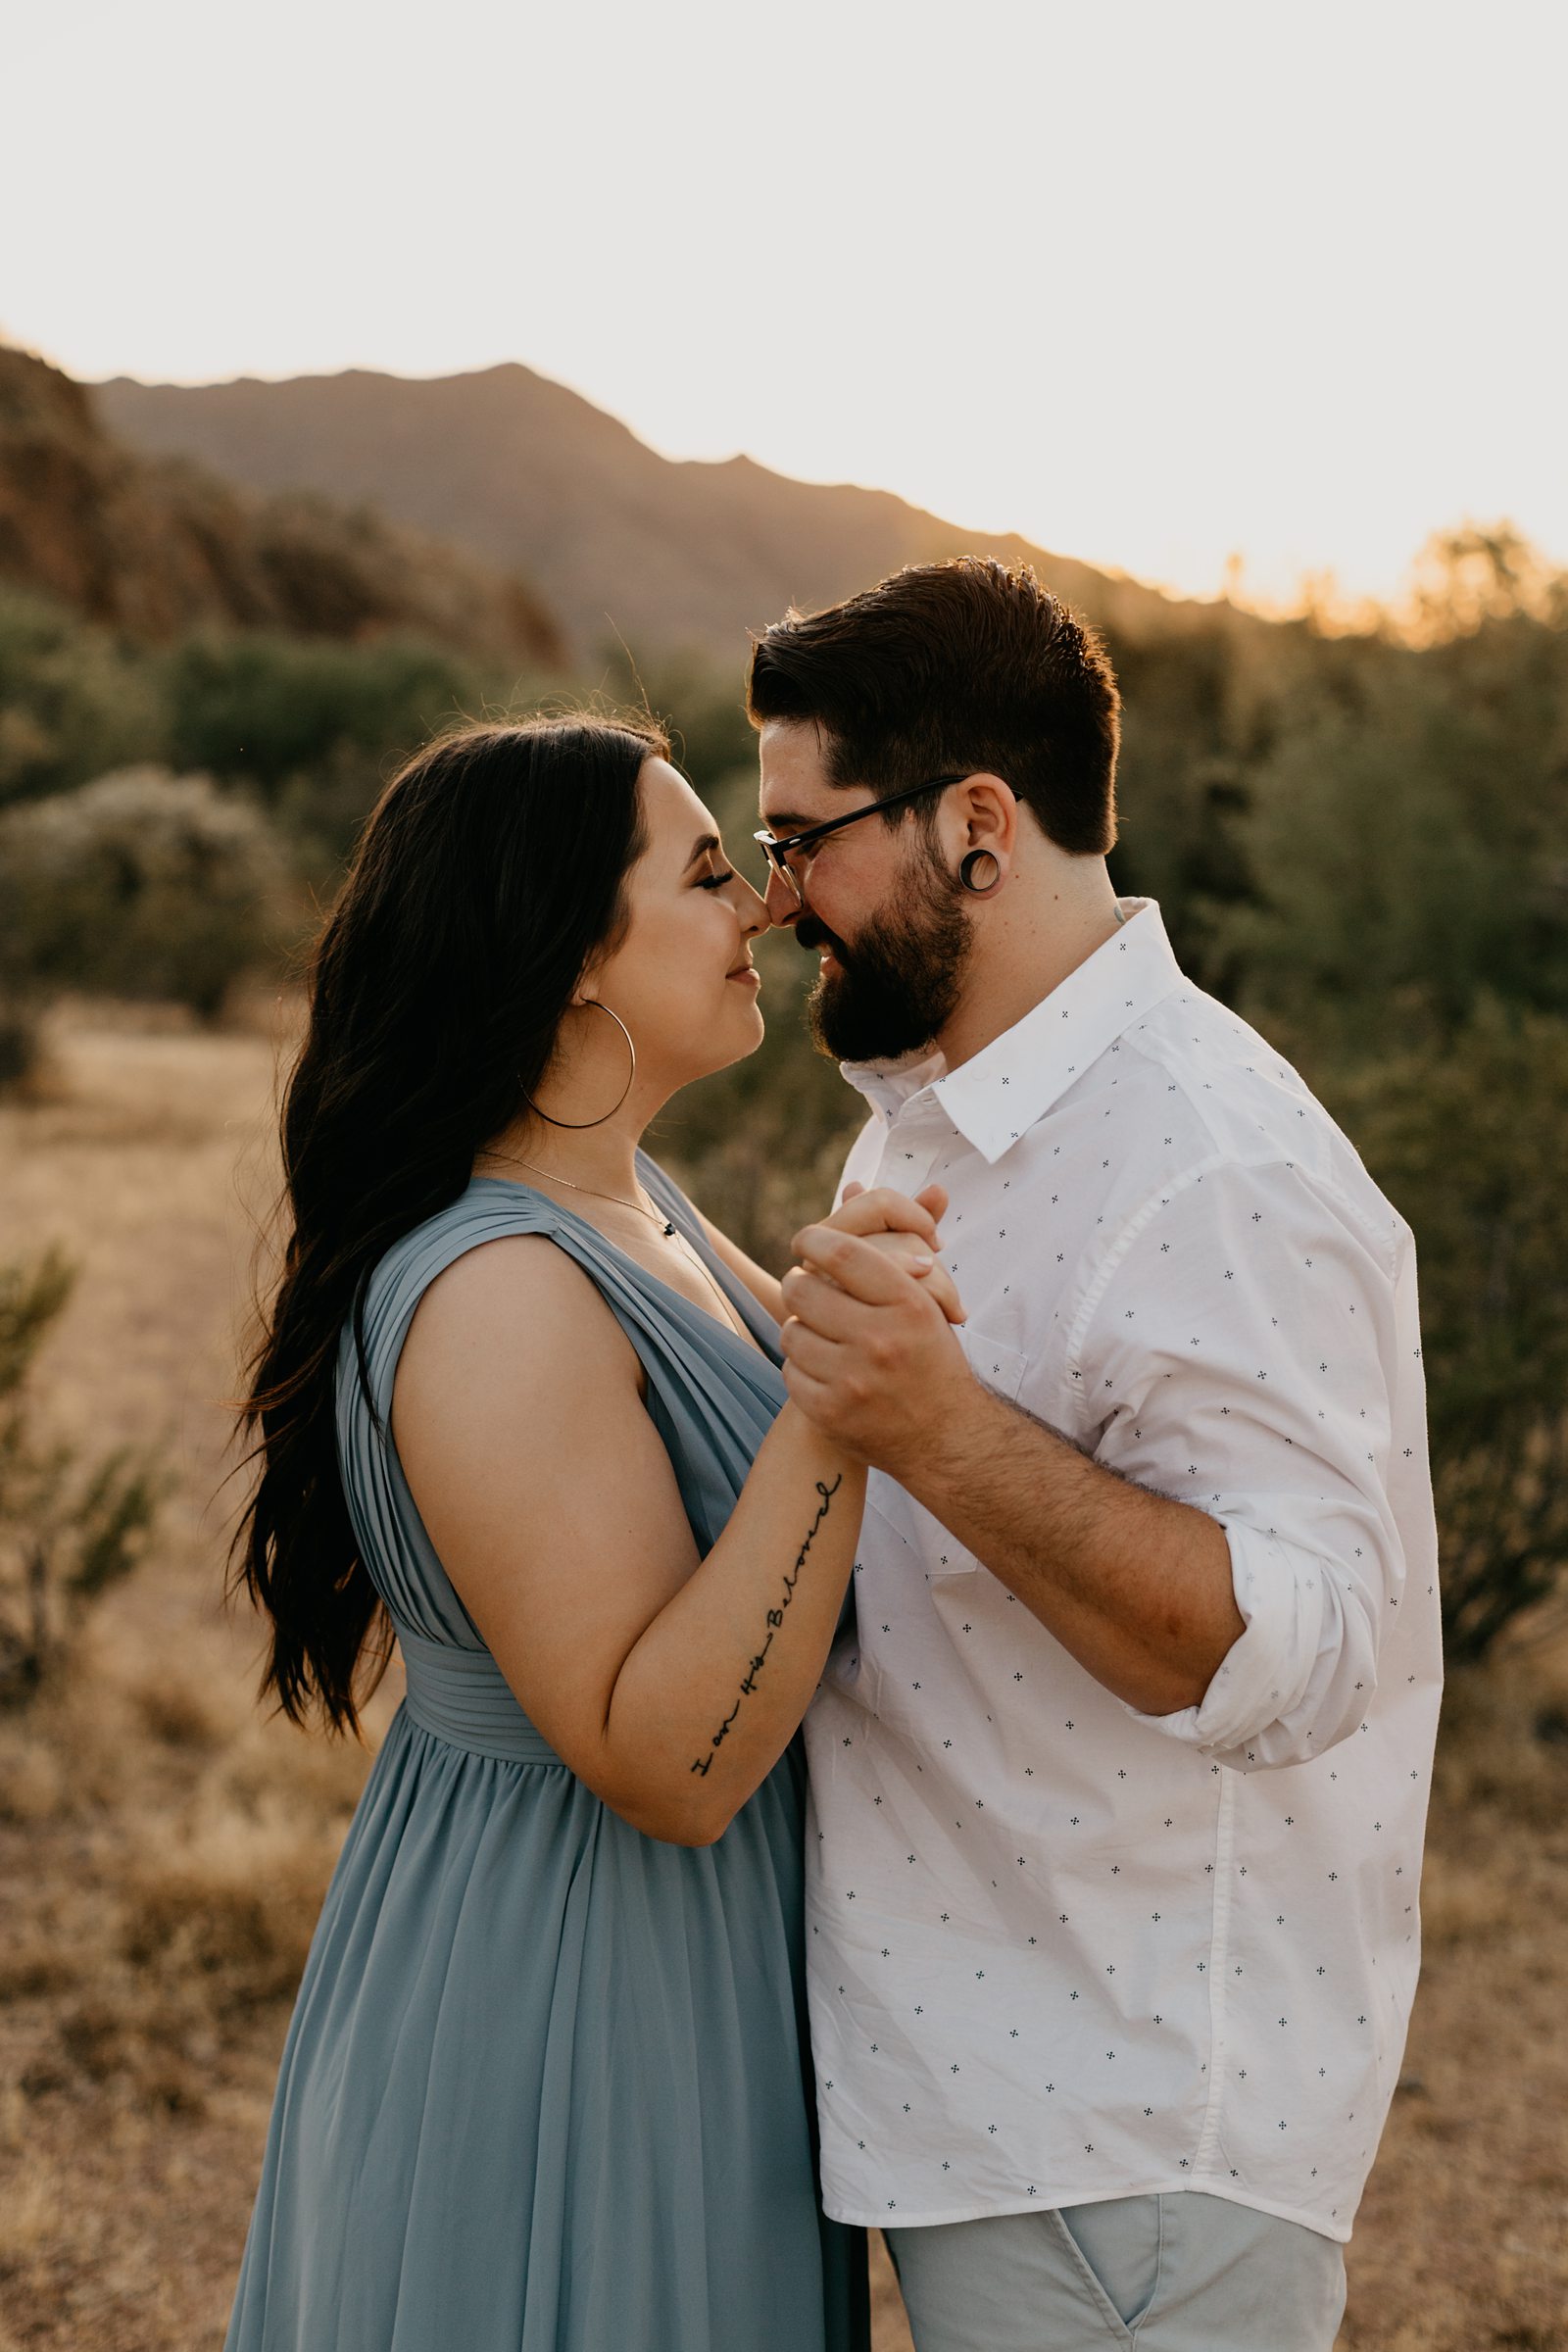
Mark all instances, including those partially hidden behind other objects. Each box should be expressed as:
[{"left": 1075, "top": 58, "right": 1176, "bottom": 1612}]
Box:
[{"left": 690, "top": 1476, "right": 843, "bottom": 1778}]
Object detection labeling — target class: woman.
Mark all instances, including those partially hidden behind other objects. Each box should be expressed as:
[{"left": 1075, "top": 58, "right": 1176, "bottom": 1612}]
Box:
[{"left": 227, "top": 715, "right": 956, "bottom": 2352}]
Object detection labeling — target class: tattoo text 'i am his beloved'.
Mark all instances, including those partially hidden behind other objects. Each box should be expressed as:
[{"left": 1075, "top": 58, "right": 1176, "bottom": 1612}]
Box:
[{"left": 690, "top": 1475, "right": 843, "bottom": 1778}]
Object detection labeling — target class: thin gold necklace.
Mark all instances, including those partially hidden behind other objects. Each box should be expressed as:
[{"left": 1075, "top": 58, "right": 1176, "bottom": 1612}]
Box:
[
  {"left": 477, "top": 1149, "right": 751, "bottom": 1341},
  {"left": 484, "top": 1148, "right": 679, "bottom": 1235}
]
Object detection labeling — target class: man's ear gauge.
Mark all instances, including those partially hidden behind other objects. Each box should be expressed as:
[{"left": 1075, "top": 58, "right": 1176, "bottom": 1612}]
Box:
[{"left": 959, "top": 850, "right": 1004, "bottom": 897}]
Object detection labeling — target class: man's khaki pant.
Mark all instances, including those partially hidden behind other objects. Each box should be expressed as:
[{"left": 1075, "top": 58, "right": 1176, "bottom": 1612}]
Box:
[{"left": 887, "top": 2189, "right": 1347, "bottom": 2351}]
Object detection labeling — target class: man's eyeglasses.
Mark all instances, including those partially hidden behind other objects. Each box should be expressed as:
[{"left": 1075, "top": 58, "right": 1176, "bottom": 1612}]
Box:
[{"left": 753, "top": 774, "right": 968, "bottom": 907}]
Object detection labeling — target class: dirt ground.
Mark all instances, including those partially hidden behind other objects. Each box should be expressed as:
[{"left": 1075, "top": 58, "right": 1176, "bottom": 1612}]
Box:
[{"left": 0, "top": 1008, "right": 1563, "bottom": 2352}]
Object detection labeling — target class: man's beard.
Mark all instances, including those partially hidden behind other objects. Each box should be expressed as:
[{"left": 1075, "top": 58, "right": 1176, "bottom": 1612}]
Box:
[{"left": 797, "top": 850, "right": 972, "bottom": 1063}]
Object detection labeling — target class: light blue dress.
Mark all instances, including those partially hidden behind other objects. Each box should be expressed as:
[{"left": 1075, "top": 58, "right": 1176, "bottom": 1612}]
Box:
[{"left": 225, "top": 1161, "right": 868, "bottom": 2352}]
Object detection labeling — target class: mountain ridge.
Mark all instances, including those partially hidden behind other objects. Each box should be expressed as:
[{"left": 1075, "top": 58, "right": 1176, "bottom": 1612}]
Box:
[
  {"left": 0, "top": 345, "right": 563, "bottom": 663},
  {"left": 97, "top": 360, "right": 1261, "bottom": 665}
]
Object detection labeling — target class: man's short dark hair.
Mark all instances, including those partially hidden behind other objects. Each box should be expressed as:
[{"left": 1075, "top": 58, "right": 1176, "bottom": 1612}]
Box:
[{"left": 747, "top": 557, "right": 1120, "bottom": 857}]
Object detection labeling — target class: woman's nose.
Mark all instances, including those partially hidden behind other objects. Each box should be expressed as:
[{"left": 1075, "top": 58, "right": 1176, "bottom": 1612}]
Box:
[{"left": 736, "top": 873, "right": 772, "bottom": 935}]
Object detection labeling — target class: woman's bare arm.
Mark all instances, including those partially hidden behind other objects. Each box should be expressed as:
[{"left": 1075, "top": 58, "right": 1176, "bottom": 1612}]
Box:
[{"left": 393, "top": 1235, "right": 866, "bottom": 1846}]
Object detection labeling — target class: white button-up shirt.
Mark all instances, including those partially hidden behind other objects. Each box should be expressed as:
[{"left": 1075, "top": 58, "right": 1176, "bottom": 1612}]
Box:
[{"left": 804, "top": 899, "right": 1441, "bottom": 2244}]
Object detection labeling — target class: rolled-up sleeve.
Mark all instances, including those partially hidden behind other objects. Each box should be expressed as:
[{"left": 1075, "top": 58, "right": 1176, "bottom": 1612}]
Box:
[{"left": 1073, "top": 1155, "right": 1411, "bottom": 1770}]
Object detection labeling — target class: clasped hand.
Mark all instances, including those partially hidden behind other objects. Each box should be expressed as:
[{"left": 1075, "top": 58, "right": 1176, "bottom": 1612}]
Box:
[{"left": 778, "top": 1182, "right": 974, "bottom": 1472}]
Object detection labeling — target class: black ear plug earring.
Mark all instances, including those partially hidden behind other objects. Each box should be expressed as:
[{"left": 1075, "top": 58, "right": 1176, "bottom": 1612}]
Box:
[{"left": 959, "top": 850, "right": 1004, "bottom": 897}]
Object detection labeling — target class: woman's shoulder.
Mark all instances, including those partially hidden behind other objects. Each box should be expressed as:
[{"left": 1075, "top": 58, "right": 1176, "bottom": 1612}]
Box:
[
  {"left": 393, "top": 1216, "right": 635, "bottom": 1442},
  {"left": 363, "top": 1179, "right": 557, "bottom": 1314},
  {"left": 400, "top": 1196, "right": 616, "bottom": 1349},
  {"left": 342, "top": 1181, "right": 595, "bottom": 1414}
]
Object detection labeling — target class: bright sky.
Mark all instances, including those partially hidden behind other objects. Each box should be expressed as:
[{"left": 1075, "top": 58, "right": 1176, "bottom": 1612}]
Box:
[{"left": 7, "top": 0, "right": 1564, "bottom": 610}]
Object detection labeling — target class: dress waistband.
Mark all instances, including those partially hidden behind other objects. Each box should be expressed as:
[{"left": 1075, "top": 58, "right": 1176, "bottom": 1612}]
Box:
[{"left": 398, "top": 1626, "right": 565, "bottom": 1766}]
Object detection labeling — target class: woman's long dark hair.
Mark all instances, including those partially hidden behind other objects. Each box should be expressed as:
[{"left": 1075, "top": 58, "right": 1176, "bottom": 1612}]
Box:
[{"left": 231, "top": 715, "right": 664, "bottom": 1735}]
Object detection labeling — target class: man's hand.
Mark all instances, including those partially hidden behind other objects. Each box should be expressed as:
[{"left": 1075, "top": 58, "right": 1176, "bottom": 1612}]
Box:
[{"left": 779, "top": 1203, "right": 977, "bottom": 1473}]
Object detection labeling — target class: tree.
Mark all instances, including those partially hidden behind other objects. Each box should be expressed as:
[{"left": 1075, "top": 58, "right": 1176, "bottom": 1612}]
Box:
[
  {"left": 1326, "top": 1001, "right": 1568, "bottom": 1659},
  {"left": 1219, "top": 538, "right": 1568, "bottom": 1054}
]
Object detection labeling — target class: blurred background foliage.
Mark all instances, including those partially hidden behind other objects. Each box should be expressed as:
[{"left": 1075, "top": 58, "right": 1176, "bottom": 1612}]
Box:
[
  {"left": 0, "top": 765, "right": 286, "bottom": 1017},
  {"left": 0, "top": 1250, "right": 165, "bottom": 1706},
  {"left": 1, "top": 525, "right": 1565, "bottom": 1659}
]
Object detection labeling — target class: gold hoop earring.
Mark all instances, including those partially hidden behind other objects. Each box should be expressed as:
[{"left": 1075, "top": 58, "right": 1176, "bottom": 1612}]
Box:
[{"left": 522, "top": 1001, "right": 636, "bottom": 1130}]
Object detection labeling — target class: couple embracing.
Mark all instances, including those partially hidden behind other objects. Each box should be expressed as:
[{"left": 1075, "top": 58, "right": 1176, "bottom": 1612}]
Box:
[{"left": 229, "top": 560, "right": 1440, "bottom": 2352}]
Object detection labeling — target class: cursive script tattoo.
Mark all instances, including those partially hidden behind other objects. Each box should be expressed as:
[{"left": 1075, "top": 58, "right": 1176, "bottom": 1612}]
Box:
[{"left": 690, "top": 1476, "right": 843, "bottom": 1777}]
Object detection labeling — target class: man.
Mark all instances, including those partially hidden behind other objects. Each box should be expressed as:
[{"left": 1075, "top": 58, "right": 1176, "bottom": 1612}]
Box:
[{"left": 749, "top": 559, "right": 1441, "bottom": 2352}]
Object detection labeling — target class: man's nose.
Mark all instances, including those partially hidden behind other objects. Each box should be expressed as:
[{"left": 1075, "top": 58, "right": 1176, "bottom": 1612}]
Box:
[{"left": 763, "top": 866, "right": 802, "bottom": 926}]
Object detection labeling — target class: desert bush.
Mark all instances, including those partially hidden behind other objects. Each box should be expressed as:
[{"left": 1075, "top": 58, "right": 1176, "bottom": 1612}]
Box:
[
  {"left": 1219, "top": 668, "right": 1568, "bottom": 1049},
  {"left": 1214, "top": 535, "right": 1568, "bottom": 1054},
  {"left": 0, "top": 1250, "right": 165, "bottom": 1704},
  {"left": 0, "top": 587, "right": 167, "bottom": 806},
  {"left": 0, "top": 764, "right": 286, "bottom": 1016},
  {"left": 163, "top": 629, "right": 496, "bottom": 877},
  {"left": 1326, "top": 1000, "right": 1568, "bottom": 1660}
]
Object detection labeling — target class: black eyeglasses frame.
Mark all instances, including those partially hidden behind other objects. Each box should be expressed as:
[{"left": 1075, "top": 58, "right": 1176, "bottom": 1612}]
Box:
[{"left": 752, "top": 773, "right": 970, "bottom": 902}]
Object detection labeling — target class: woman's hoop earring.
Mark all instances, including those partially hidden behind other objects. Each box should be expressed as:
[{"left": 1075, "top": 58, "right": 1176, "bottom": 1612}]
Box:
[
  {"left": 521, "top": 1001, "right": 636, "bottom": 1129},
  {"left": 959, "top": 849, "right": 1004, "bottom": 897}
]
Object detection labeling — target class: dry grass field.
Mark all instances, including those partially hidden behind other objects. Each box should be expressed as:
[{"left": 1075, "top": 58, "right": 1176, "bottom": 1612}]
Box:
[{"left": 0, "top": 1005, "right": 1564, "bottom": 2352}]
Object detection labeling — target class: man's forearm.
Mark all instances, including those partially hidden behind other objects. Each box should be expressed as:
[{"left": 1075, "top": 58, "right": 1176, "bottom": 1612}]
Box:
[{"left": 886, "top": 1379, "right": 1244, "bottom": 1716}]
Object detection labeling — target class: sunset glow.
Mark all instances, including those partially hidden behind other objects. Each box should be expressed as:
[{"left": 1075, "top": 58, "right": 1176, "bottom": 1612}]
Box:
[{"left": 8, "top": 0, "right": 1563, "bottom": 611}]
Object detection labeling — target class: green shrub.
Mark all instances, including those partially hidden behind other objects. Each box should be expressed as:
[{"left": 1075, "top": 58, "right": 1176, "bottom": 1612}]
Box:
[
  {"left": 0, "top": 764, "right": 286, "bottom": 1015},
  {"left": 0, "top": 588, "right": 167, "bottom": 806},
  {"left": 1326, "top": 1001, "right": 1568, "bottom": 1659},
  {"left": 1212, "top": 536, "right": 1568, "bottom": 1056},
  {"left": 0, "top": 1250, "right": 165, "bottom": 1705},
  {"left": 1219, "top": 665, "right": 1568, "bottom": 1051},
  {"left": 163, "top": 630, "right": 499, "bottom": 878}
]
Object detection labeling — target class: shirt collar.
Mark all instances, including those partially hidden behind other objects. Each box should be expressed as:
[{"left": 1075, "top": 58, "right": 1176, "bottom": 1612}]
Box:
[{"left": 840, "top": 898, "right": 1186, "bottom": 1164}]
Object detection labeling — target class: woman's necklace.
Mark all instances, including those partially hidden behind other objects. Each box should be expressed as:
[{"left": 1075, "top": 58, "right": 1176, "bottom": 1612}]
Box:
[
  {"left": 485, "top": 1147, "right": 679, "bottom": 1235},
  {"left": 477, "top": 1148, "right": 752, "bottom": 1341}
]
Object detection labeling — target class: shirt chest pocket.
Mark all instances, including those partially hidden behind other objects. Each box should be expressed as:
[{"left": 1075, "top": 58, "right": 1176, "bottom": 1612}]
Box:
[{"left": 954, "top": 1321, "right": 1029, "bottom": 1403}]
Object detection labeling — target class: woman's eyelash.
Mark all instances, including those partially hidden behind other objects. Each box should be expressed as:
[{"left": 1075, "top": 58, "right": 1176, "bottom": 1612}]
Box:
[{"left": 695, "top": 868, "right": 736, "bottom": 890}]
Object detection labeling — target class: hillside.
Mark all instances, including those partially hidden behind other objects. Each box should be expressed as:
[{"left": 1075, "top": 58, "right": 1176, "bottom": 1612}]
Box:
[
  {"left": 98, "top": 363, "right": 1259, "bottom": 664},
  {"left": 0, "top": 346, "right": 563, "bottom": 664}
]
